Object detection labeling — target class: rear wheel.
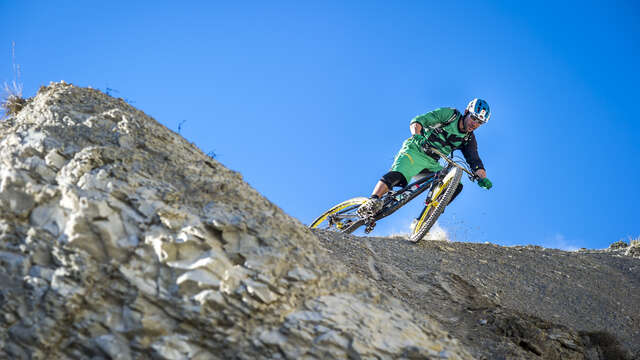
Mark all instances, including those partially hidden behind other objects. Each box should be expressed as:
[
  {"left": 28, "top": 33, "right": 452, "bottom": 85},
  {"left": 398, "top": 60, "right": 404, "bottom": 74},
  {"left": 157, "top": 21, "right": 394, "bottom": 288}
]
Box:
[
  {"left": 309, "top": 197, "right": 368, "bottom": 233},
  {"left": 408, "top": 167, "right": 462, "bottom": 243}
]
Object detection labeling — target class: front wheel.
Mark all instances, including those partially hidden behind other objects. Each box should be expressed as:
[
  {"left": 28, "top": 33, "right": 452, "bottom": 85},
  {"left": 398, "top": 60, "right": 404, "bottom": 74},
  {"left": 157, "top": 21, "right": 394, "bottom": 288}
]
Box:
[
  {"left": 408, "top": 167, "right": 462, "bottom": 243},
  {"left": 309, "top": 197, "right": 368, "bottom": 233}
]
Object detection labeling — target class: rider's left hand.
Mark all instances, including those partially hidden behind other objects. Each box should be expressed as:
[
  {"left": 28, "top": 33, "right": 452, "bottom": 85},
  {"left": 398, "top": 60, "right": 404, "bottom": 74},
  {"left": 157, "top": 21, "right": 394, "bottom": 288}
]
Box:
[{"left": 478, "top": 177, "right": 493, "bottom": 190}]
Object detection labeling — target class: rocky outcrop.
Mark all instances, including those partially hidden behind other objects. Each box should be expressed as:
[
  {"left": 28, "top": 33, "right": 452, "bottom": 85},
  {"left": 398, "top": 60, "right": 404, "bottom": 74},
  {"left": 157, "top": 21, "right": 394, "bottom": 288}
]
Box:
[
  {"left": 2, "top": 82, "right": 638, "bottom": 360},
  {"left": 0, "top": 83, "right": 471, "bottom": 359}
]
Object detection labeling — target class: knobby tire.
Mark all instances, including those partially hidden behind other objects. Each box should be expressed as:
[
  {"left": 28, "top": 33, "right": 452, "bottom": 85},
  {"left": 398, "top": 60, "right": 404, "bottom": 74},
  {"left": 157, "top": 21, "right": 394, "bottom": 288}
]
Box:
[
  {"left": 309, "top": 197, "right": 368, "bottom": 233},
  {"left": 408, "top": 167, "right": 462, "bottom": 243}
]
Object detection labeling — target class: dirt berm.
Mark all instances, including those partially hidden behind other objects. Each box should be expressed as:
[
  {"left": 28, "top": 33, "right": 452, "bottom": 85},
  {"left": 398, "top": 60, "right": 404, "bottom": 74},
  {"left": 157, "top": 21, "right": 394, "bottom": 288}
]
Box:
[{"left": 313, "top": 229, "right": 640, "bottom": 359}]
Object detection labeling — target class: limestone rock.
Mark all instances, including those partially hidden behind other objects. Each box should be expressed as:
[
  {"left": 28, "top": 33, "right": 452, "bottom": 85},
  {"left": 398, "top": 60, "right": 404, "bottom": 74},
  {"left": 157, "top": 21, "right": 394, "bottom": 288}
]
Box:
[{"left": 0, "top": 83, "right": 473, "bottom": 359}]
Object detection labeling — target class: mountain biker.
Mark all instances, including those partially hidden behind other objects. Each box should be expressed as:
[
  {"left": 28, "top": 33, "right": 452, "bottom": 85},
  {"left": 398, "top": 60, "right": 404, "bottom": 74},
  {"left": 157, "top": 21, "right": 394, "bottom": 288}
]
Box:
[{"left": 357, "top": 98, "right": 493, "bottom": 218}]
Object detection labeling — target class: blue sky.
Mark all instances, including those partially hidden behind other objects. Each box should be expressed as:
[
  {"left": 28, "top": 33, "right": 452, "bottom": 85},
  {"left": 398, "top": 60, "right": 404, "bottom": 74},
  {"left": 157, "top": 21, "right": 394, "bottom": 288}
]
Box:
[{"left": 2, "top": 1, "right": 638, "bottom": 249}]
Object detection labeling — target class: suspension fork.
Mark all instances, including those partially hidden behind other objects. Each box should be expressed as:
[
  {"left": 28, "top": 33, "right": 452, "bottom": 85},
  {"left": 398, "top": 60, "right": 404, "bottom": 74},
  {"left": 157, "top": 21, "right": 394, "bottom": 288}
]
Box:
[{"left": 423, "top": 166, "right": 451, "bottom": 206}]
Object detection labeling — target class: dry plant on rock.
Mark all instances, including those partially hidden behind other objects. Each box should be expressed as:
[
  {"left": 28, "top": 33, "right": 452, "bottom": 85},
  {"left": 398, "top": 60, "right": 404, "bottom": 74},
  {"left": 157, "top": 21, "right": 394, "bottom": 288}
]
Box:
[
  {"left": 2, "top": 84, "right": 26, "bottom": 118},
  {"left": 1, "top": 41, "right": 26, "bottom": 118}
]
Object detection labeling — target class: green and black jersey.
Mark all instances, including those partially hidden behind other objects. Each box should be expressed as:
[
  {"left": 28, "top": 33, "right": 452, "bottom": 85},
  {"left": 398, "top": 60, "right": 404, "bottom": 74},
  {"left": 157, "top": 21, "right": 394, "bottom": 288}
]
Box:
[
  {"left": 389, "top": 107, "right": 485, "bottom": 183},
  {"left": 410, "top": 107, "right": 485, "bottom": 172}
]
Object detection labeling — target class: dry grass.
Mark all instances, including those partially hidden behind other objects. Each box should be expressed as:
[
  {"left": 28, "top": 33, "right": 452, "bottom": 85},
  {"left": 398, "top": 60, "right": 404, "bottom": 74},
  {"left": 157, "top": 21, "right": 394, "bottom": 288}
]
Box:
[
  {"left": 609, "top": 236, "right": 640, "bottom": 251},
  {"left": 609, "top": 240, "right": 628, "bottom": 249},
  {"left": 1, "top": 89, "right": 26, "bottom": 117},
  {"left": 1, "top": 41, "right": 25, "bottom": 118}
]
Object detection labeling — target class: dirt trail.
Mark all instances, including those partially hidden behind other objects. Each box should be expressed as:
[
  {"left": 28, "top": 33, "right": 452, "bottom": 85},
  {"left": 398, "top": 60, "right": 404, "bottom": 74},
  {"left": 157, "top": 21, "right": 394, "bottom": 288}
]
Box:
[{"left": 314, "top": 230, "right": 640, "bottom": 359}]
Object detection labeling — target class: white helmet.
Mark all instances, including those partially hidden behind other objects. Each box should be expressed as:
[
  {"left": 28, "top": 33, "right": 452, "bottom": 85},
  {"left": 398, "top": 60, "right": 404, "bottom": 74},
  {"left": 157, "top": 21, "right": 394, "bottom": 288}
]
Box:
[{"left": 466, "top": 98, "right": 491, "bottom": 123}]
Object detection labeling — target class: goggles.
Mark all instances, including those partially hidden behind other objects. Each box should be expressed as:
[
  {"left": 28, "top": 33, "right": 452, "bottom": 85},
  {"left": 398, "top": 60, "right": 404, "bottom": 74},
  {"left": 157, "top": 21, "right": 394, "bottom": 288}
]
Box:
[{"left": 470, "top": 113, "right": 487, "bottom": 124}]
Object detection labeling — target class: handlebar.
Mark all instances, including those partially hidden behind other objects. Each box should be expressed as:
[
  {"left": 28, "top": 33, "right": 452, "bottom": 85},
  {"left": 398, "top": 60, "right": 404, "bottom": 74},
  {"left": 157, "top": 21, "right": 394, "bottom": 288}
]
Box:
[{"left": 423, "top": 146, "right": 479, "bottom": 181}]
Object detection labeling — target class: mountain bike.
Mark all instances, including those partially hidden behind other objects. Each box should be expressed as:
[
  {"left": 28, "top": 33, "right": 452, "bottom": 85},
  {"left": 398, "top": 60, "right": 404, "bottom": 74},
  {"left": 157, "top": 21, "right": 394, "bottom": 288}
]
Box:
[{"left": 309, "top": 147, "right": 479, "bottom": 243}]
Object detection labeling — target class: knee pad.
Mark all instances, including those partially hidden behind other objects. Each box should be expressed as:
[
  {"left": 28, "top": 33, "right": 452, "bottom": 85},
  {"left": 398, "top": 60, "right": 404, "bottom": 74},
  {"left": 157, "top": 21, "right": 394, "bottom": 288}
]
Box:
[{"left": 380, "top": 171, "right": 408, "bottom": 189}]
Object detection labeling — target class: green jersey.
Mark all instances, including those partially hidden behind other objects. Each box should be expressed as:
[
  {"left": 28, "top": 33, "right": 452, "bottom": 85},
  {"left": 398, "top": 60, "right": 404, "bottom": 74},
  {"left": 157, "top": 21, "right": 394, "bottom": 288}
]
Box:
[{"left": 389, "top": 107, "right": 485, "bottom": 183}]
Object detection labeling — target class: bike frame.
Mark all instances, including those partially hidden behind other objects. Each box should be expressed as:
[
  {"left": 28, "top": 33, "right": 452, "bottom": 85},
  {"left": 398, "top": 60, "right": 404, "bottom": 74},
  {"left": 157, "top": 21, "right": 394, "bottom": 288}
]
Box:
[
  {"left": 379, "top": 172, "right": 437, "bottom": 214},
  {"left": 318, "top": 147, "right": 477, "bottom": 234},
  {"left": 363, "top": 147, "right": 477, "bottom": 233},
  {"left": 354, "top": 169, "right": 444, "bottom": 233}
]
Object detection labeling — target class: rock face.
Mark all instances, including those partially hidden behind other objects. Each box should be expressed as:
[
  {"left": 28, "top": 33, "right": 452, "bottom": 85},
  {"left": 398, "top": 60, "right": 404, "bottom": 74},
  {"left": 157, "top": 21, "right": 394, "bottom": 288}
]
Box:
[
  {"left": 1, "top": 82, "right": 638, "bottom": 360},
  {"left": 0, "top": 83, "right": 472, "bottom": 359}
]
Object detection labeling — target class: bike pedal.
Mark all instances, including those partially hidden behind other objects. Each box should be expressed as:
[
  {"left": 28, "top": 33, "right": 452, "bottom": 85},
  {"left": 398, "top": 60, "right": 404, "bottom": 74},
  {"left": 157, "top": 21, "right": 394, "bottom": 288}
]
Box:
[{"left": 364, "top": 222, "right": 376, "bottom": 234}]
